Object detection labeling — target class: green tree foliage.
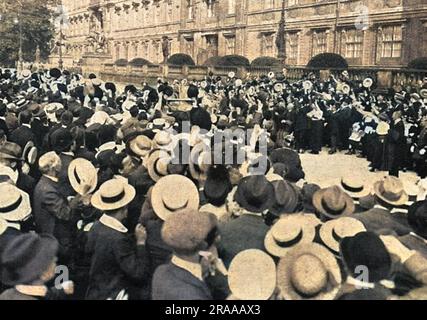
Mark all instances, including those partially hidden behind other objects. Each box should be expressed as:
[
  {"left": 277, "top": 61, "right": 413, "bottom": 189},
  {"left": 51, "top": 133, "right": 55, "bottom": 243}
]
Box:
[
  {"left": 0, "top": 0, "right": 59, "bottom": 66},
  {"left": 307, "top": 53, "right": 349, "bottom": 69}
]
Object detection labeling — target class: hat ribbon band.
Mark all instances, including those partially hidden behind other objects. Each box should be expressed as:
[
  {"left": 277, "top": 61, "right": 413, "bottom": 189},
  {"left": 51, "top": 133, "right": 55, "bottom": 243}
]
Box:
[
  {"left": 273, "top": 229, "right": 303, "bottom": 248},
  {"left": 331, "top": 229, "right": 343, "bottom": 246},
  {"left": 321, "top": 199, "right": 346, "bottom": 215},
  {"left": 73, "top": 168, "right": 81, "bottom": 185},
  {"left": 101, "top": 190, "right": 126, "bottom": 204},
  {"left": 342, "top": 182, "right": 364, "bottom": 193},
  {"left": 0, "top": 195, "right": 23, "bottom": 213},
  {"left": 163, "top": 199, "right": 189, "bottom": 212}
]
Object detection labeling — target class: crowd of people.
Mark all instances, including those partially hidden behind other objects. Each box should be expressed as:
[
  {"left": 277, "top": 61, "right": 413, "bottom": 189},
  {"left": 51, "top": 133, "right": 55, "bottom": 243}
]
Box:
[{"left": 0, "top": 65, "right": 426, "bottom": 300}]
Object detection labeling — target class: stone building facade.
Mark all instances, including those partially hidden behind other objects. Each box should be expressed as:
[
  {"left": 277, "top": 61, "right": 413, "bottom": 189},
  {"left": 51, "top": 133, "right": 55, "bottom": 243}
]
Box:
[{"left": 60, "top": 0, "right": 427, "bottom": 68}]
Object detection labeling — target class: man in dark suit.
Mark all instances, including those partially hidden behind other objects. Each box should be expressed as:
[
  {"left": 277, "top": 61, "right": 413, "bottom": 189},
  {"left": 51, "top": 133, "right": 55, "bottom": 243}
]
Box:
[
  {"left": 354, "top": 176, "right": 412, "bottom": 236},
  {"left": 152, "top": 210, "right": 216, "bottom": 300},
  {"left": 50, "top": 128, "right": 76, "bottom": 197},
  {"left": 33, "top": 152, "right": 80, "bottom": 264},
  {"left": 387, "top": 111, "right": 406, "bottom": 177},
  {"left": 86, "top": 179, "right": 150, "bottom": 300},
  {"left": 9, "top": 110, "right": 36, "bottom": 150}
]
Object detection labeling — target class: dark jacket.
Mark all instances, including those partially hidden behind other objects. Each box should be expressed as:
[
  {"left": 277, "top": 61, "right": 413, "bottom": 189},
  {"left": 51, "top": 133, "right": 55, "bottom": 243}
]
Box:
[
  {"left": 152, "top": 263, "right": 212, "bottom": 300},
  {"left": 354, "top": 207, "right": 412, "bottom": 236},
  {"left": 58, "top": 152, "right": 75, "bottom": 198},
  {"left": 9, "top": 125, "right": 36, "bottom": 150},
  {"left": 145, "top": 219, "right": 173, "bottom": 275},
  {"left": 33, "top": 176, "right": 72, "bottom": 235},
  {"left": 33, "top": 175, "right": 74, "bottom": 263},
  {"left": 217, "top": 214, "right": 270, "bottom": 268},
  {"left": 85, "top": 221, "right": 150, "bottom": 300}
]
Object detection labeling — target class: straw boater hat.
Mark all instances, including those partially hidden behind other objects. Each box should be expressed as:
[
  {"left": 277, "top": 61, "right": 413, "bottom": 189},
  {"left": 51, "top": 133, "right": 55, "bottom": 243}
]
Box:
[
  {"left": 340, "top": 176, "right": 370, "bottom": 199},
  {"left": 319, "top": 217, "right": 366, "bottom": 255},
  {"left": 153, "top": 131, "right": 173, "bottom": 151},
  {"left": 376, "top": 121, "right": 390, "bottom": 136},
  {"left": 373, "top": 176, "right": 409, "bottom": 206},
  {"left": 151, "top": 175, "right": 200, "bottom": 221},
  {"left": 0, "top": 183, "right": 31, "bottom": 222},
  {"left": 68, "top": 158, "right": 98, "bottom": 196},
  {"left": 127, "top": 134, "right": 153, "bottom": 159},
  {"left": 147, "top": 149, "right": 173, "bottom": 182},
  {"left": 0, "top": 164, "right": 18, "bottom": 184},
  {"left": 91, "top": 179, "right": 136, "bottom": 211},
  {"left": 189, "top": 142, "right": 212, "bottom": 182},
  {"left": 228, "top": 249, "right": 277, "bottom": 300},
  {"left": 313, "top": 186, "right": 355, "bottom": 220},
  {"left": 277, "top": 243, "right": 342, "bottom": 300},
  {"left": 264, "top": 214, "right": 321, "bottom": 258}
]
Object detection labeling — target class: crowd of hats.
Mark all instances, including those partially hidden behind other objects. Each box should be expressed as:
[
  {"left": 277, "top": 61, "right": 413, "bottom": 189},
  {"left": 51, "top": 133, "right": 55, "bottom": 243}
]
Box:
[{"left": 0, "top": 65, "right": 426, "bottom": 300}]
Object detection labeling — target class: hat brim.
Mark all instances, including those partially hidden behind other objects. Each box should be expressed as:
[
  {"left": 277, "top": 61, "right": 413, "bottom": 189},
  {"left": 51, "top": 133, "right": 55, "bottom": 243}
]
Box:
[
  {"left": 319, "top": 218, "right": 366, "bottom": 254},
  {"left": 340, "top": 182, "right": 371, "bottom": 199},
  {"left": 312, "top": 189, "right": 355, "bottom": 219},
  {"left": 264, "top": 215, "right": 320, "bottom": 258},
  {"left": 147, "top": 150, "right": 172, "bottom": 182},
  {"left": 228, "top": 249, "right": 277, "bottom": 300},
  {"left": 373, "top": 181, "right": 409, "bottom": 206},
  {"left": 151, "top": 175, "right": 200, "bottom": 221},
  {"left": 0, "top": 188, "right": 31, "bottom": 222},
  {"left": 234, "top": 182, "right": 275, "bottom": 213},
  {"left": 277, "top": 243, "right": 342, "bottom": 300},
  {"left": 91, "top": 184, "right": 136, "bottom": 211},
  {"left": 68, "top": 159, "right": 98, "bottom": 196},
  {"left": 189, "top": 142, "right": 211, "bottom": 181}
]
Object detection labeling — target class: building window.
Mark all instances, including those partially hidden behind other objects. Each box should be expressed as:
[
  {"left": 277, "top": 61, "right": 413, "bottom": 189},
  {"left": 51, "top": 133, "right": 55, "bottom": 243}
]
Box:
[
  {"left": 228, "top": 0, "right": 235, "bottom": 15},
  {"left": 261, "top": 33, "right": 274, "bottom": 57},
  {"left": 184, "top": 37, "right": 194, "bottom": 56},
  {"left": 378, "top": 25, "right": 402, "bottom": 58},
  {"left": 312, "top": 30, "right": 327, "bottom": 56},
  {"left": 187, "top": 0, "right": 194, "bottom": 20},
  {"left": 265, "top": 0, "right": 274, "bottom": 9},
  {"left": 166, "top": 0, "right": 173, "bottom": 22},
  {"left": 143, "top": 42, "right": 149, "bottom": 58},
  {"left": 225, "top": 35, "right": 236, "bottom": 55},
  {"left": 287, "top": 32, "right": 299, "bottom": 60},
  {"left": 206, "top": 0, "right": 215, "bottom": 18},
  {"left": 342, "top": 29, "right": 363, "bottom": 59}
]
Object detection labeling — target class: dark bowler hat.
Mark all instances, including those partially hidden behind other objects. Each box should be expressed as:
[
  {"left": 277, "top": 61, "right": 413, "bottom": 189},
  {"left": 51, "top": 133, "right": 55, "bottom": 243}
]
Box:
[
  {"left": 49, "top": 68, "right": 62, "bottom": 79},
  {"left": 1, "top": 233, "right": 59, "bottom": 286},
  {"left": 204, "top": 165, "right": 232, "bottom": 207},
  {"left": 234, "top": 175, "right": 275, "bottom": 213},
  {"left": 190, "top": 107, "right": 212, "bottom": 131},
  {"left": 50, "top": 128, "right": 74, "bottom": 153},
  {"left": 187, "top": 84, "right": 199, "bottom": 99},
  {"left": 340, "top": 232, "right": 392, "bottom": 283}
]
